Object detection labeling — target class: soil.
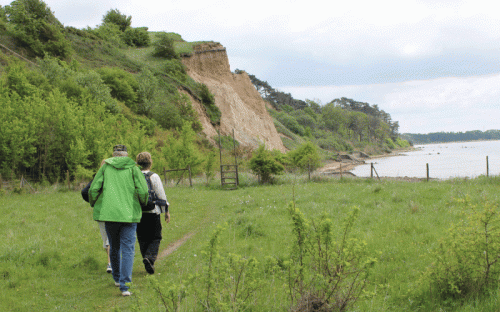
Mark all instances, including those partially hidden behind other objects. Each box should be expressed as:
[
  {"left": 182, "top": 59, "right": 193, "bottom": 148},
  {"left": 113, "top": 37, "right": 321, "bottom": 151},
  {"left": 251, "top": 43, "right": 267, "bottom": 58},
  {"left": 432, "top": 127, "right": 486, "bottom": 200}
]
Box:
[{"left": 157, "top": 232, "right": 195, "bottom": 260}]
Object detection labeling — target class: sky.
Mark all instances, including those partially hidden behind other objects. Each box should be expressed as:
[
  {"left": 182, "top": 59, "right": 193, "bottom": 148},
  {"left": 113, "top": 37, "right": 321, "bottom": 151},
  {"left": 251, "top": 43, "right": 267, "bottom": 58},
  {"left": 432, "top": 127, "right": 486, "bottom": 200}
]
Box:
[{"left": 2, "top": 0, "right": 499, "bottom": 134}]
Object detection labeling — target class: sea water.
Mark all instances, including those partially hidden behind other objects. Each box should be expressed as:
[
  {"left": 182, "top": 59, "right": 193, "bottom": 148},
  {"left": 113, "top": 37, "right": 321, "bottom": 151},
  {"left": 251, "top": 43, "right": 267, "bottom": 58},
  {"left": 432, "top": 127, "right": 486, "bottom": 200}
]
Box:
[{"left": 351, "top": 140, "right": 500, "bottom": 179}]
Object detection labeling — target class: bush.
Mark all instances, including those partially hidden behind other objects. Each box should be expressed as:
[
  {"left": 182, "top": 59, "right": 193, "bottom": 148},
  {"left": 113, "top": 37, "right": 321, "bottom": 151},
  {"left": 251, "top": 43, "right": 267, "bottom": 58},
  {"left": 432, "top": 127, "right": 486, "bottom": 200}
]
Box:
[
  {"left": 274, "top": 112, "right": 305, "bottom": 136},
  {"left": 385, "top": 137, "right": 396, "bottom": 149},
  {"left": 249, "top": 145, "right": 284, "bottom": 184},
  {"left": 123, "top": 27, "right": 150, "bottom": 47},
  {"left": 198, "top": 84, "right": 221, "bottom": 126},
  {"left": 288, "top": 141, "right": 321, "bottom": 172},
  {"left": 97, "top": 67, "right": 138, "bottom": 109},
  {"left": 102, "top": 8, "right": 131, "bottom": 32},
  {"left": 287, "top": 204, "right": 377, "bottom": 311},
  {"left": 73, "top": 70, "right": 120, "bottom": 113},
  {"left": 417, "top": 197, "right": 500, "bottom": 302},
  {"left": 152, "top": 32, "right": 177, "bottom": 59},
  {"left": 88, "top": 23, "right": 126, "bottom": 48},
  {"left": 6, "top": 0, "right": 72, "bottom": 58}
]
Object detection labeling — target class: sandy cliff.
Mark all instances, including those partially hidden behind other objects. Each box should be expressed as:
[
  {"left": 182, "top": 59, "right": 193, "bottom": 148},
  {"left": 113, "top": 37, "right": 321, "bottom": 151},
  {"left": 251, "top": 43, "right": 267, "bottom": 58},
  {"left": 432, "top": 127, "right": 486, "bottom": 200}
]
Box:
[{"left": 181, "top": 43, "right": 286, "bottom": 152}]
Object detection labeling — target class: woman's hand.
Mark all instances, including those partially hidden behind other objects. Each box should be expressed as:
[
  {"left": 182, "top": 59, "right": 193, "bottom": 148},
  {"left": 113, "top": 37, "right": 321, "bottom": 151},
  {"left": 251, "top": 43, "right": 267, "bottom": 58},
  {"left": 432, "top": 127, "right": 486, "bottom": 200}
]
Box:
[{"left": 165, "top": 211, "right": 171, "bottom": 223}]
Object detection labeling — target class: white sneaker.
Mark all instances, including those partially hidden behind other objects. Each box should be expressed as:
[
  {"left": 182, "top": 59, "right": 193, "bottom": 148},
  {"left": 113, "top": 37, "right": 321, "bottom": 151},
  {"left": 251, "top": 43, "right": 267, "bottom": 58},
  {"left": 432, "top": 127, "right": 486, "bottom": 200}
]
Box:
[
  {"left": 106, "top": 263, "right": 112, "bottom": 273},
  {"left": 122, "top": 291, "right": 132, "bottom": 296}
]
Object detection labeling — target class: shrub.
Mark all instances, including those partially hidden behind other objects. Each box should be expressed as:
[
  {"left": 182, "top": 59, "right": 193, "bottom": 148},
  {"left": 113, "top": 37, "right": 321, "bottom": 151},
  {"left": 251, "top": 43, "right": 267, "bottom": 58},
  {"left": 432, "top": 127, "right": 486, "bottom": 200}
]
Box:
[
  {"left": 163, "top": 58, "right": 186, "bottom": 82},
  {"left": 287, "top": 204, "right": 377, "bottom": 311},
  {"left": 88, "top": 23, "right": 126, "bottom": 48},
  {"left": 97, "top": 67, "right": 138, "bottom": 109},
  {"left": 152, "top": 32, "right": 177, "bottom": 59},
  {"left": 418, "top": 197, "right": 500, "bottom": 302},
  {"left": 123, "top": 27, "right": 150, "bottom": 47},
  {"left": 275, "top": 112, "right": 305, "bottom": 136},
  {"left": 385, "top": 137, "right": 396, "bottom": 149},
  {"left": 162, "top": 121, "right": 204, "bottom": 177},
  {"left": 6, "top": 0, "right": 72, "bottom": 58},
  {"left": 73, "top": 70, "right": 120, "bottom": 113},
  {"left": 249, "top": 145, "right": 284, "bottom": 184},
  {"left": 288, "top": 141, "right": 321, "bottom": 172},
  {"left": 102, "top": 8, "right": 131, "bottom": 32},
  {"left": 198, "top": 84, "right": 221, "bottom": 126}
]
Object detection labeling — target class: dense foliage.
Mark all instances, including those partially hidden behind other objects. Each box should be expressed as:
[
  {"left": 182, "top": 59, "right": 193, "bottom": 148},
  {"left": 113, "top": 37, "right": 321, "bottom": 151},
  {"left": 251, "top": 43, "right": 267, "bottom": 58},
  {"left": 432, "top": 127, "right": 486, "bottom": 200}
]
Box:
[
  {"left": 4, "top": 0, "right": 72, "bottom": 58},
  {"left": 244, "top": 71, "right": 406, "bottom": 155},
  {"left": 249, "top": 145, "right": 285, "bottom": 183},
  {"left": 0, "top": 0, "right": 408, "bottom": 185}
]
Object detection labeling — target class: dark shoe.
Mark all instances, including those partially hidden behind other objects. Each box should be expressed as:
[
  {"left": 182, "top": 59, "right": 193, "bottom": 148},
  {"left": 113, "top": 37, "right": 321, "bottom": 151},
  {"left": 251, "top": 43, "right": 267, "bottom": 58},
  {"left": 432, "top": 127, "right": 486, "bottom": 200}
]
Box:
[{"left": 143, "top": 258, "right": 155, "bottom": 274}]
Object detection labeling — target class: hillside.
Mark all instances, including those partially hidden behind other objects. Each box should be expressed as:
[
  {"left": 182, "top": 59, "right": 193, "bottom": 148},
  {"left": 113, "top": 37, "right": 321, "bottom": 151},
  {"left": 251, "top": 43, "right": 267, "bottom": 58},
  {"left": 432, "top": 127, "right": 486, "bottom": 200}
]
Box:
[
  {"left": 0, "top": 1, "right": 409, "bottom": 183},
  {"left": 181, "top": 42, "right": 285, "bottom": 152}
]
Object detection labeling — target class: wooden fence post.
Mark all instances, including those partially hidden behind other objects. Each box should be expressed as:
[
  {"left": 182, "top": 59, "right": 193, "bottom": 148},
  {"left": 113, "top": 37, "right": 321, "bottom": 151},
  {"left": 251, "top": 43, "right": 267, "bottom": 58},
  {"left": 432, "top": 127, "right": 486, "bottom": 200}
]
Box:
[
  {"left": 308, "top": 160, "right": 311, "bottom": 181},
  {"left": 340, "top": 163, "right": 343, "bottom": 179},
  {"left": 163, "top": 167, "right": 167, "bottom": 186},
  {"left": 370, "top": 163, "right": 374, "bottom": 179},
  {"left": 67, "top": 170, "right": 70, "bottom": 189},
  {"left": 188, "top": 165, "right": 192, "bottom": 187},
  {"left": 486, "top": 156, "right": 489, "bottom": 177},
  {"left": 426, "top": 163, "right": 429, "bottom": 182}
]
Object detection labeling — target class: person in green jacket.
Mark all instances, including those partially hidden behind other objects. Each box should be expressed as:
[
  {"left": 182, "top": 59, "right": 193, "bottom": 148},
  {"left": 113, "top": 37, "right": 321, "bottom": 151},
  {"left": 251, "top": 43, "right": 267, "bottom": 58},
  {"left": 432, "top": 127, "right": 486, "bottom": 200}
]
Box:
[{"left": 89, "top": 144, "right": 148, "bottom": 297}]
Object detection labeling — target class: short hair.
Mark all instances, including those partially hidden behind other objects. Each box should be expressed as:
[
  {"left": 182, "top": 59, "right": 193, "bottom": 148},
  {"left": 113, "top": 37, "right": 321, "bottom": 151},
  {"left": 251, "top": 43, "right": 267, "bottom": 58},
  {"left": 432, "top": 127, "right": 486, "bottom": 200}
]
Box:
[
  {"left": 136, "top": 152, "right": 152, "bottom": 170},
  {"left": 112, "top": 144, "right": 128, "bottom": 157},
  {"left": 113, "top": 144, "right": 127, "bottom": 152}
]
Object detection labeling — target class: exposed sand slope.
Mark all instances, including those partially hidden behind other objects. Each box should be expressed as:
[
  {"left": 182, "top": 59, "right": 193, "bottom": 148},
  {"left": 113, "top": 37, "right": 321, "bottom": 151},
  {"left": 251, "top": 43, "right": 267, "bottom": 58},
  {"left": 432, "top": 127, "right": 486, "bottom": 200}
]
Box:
[{"left": 181, "top": 43, "right": 286, "bottom": 152}]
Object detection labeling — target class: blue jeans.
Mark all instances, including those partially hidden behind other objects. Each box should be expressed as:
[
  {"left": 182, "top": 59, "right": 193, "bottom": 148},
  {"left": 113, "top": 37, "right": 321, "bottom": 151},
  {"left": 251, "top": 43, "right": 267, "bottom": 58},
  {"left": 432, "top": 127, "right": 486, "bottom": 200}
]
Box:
[{"left": 105, "top": 222, "right": 137, "bottom": 292}]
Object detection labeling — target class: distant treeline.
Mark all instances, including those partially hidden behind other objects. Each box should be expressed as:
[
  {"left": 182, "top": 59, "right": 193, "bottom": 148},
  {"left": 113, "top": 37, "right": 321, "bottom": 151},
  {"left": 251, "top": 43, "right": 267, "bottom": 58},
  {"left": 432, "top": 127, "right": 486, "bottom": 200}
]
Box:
[
  {"left": 238, "top": 70, "right": 408, "bottom": 153},
  {"left": 401, "top": 130, "right": 500, "bottom": 144}
]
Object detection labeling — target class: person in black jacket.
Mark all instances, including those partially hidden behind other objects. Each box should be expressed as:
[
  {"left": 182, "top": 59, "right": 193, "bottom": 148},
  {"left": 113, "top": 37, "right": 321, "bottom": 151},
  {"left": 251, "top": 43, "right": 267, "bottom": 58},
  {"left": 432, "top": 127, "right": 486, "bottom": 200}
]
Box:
[{"left": 136, "top": 152, "right": 169, "bottom": 274}]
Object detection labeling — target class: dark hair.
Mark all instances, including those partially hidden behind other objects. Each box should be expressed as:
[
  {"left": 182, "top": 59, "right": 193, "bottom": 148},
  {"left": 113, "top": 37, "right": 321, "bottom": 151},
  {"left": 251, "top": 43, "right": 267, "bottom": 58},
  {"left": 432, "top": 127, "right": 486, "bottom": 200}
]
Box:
[{"left": 136, "top": 152, "right": 152, "bottom": 170}]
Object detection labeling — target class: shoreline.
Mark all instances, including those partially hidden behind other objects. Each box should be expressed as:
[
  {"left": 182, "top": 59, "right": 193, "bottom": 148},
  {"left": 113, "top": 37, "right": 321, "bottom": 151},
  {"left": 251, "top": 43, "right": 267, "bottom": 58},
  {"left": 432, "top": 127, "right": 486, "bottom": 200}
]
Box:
[{"left": 318, "top": 147, "right": 423, "bottom": 180}]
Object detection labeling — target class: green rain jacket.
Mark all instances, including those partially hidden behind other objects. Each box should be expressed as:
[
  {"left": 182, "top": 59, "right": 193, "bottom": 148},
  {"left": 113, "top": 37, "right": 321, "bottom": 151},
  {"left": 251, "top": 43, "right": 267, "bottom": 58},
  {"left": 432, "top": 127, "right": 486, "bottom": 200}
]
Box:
[{"left": 89, "top": 157, "right": 149, "bottom": 223}]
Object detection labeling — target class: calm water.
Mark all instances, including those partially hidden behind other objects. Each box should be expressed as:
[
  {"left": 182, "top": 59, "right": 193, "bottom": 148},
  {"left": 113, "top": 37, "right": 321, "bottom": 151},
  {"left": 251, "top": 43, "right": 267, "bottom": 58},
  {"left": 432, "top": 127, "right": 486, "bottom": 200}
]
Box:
[{"left": 351, "top": 140, "right": 500, "bottom": 179}]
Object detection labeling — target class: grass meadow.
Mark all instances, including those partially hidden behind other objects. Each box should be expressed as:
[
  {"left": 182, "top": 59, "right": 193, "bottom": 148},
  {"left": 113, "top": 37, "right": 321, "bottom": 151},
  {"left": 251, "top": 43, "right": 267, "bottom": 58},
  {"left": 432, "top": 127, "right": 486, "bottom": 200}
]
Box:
[{"left": 1, "top": 175, "right": 500, "bottom": 311}]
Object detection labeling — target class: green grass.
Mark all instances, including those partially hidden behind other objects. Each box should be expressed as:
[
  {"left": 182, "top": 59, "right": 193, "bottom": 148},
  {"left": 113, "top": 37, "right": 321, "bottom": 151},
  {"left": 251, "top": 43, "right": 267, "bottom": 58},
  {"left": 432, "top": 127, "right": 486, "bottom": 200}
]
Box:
[{"left": 1, "top": 176, "right": 500, "bottom": 311}]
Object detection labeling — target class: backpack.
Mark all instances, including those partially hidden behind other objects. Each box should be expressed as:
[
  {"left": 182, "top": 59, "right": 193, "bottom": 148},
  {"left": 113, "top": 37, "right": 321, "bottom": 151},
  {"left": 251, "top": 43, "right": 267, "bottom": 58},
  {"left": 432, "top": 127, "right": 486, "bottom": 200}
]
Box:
[
  {"left": 142, "top": 171, "right": 167, "bottom": 211},
  {"left": 81, "top": 179, "right": 92, "bottom": 203}
]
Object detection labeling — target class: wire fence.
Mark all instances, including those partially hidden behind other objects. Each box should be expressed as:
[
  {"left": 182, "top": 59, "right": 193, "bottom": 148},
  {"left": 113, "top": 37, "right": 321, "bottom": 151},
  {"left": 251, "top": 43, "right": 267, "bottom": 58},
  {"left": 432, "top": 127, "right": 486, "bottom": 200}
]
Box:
[{"left": 353, "top": 155, "right": 498, "bottom": 180}]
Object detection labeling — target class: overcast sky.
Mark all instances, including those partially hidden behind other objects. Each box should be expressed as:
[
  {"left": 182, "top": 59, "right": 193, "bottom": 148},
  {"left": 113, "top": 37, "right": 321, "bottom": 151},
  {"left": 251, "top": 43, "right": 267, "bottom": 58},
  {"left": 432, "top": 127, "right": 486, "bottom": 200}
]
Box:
[{"left": 2, "top": 0, "right": 499, "bottom": 134}]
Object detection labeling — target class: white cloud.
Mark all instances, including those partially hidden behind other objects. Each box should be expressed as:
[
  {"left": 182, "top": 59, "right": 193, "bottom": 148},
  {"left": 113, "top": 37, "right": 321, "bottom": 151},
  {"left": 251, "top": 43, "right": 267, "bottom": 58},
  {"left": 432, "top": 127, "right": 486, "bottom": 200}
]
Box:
[{"left": 3, "top": 0, "right": 498, "bottom": 134}]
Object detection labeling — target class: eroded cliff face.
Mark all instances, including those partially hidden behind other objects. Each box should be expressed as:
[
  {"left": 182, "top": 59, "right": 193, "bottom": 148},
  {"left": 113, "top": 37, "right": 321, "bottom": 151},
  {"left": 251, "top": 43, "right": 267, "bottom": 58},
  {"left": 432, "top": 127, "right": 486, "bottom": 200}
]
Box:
[{"left": 181, "top": 43, "right": 286, "bottom": 152}]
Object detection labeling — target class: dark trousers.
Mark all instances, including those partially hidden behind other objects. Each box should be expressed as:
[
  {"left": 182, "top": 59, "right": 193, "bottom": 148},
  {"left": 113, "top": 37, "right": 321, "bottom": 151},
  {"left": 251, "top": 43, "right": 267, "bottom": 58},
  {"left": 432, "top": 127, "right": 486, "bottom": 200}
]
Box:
[{"left": 136, "top": 213, "right": 162, "bottom": 263}]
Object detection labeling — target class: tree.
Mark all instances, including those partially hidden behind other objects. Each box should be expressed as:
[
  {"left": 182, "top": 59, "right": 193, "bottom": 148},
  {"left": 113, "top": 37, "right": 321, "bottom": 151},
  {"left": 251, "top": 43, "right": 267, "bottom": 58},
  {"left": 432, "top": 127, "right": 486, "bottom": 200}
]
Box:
[
  {"left": 162, "top": 121, "right": 204, "bottom": 177},
  {"left": 5, "top": 0, "right": 72, "bottom": 58},
  {"left": 0, "top": 5, "right": 7, "bottom": 30},
  {"left": 102, "top": 8, "right": 131, "bottom": 32},
  {"left": 322, "top": 102, "right": 347, "bottom": 133},
  {"left": 249, "top": 145, "right": 284, "bottom": 184},
  {"left": 288, "top": 141, "right": 321, "bottom": 172}
]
